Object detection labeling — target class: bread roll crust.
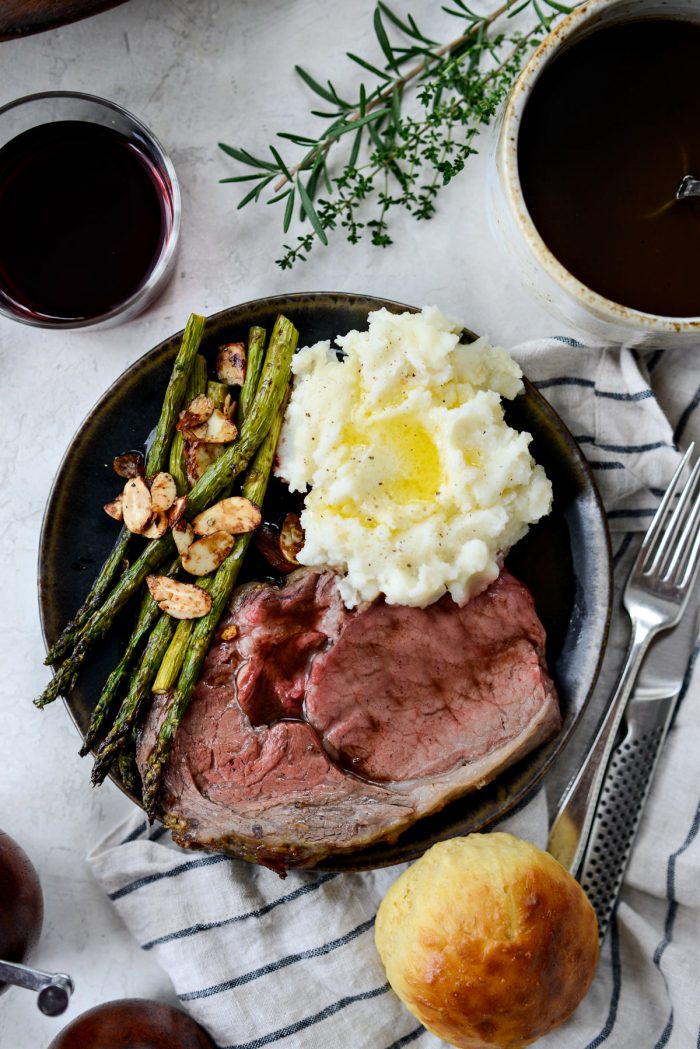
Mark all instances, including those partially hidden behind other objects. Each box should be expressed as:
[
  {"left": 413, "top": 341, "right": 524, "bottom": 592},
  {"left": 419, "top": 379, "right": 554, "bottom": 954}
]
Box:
[{"left": 375, "top": 833, "right": 599, "bottom": 1049}]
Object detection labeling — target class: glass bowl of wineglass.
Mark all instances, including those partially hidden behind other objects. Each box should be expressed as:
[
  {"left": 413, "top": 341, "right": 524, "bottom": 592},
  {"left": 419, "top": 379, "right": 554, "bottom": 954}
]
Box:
[{"left": 0, "top": 91, "right": 181, "bottom": 329}]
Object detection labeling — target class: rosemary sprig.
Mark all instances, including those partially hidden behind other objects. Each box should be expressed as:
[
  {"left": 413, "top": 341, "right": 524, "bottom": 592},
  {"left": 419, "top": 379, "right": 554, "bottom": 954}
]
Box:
[{"left": 219, "top": 0, "right": 569, "bottom": 268}]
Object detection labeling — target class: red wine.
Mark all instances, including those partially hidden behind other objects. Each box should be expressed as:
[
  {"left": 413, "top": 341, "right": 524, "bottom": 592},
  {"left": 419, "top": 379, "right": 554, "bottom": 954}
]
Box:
[
  {"left": 0, "top": 120, "right": 167, "bottom": 321},
  {"left": 518, "top": 20, "right": 700, "bottom": 317}
]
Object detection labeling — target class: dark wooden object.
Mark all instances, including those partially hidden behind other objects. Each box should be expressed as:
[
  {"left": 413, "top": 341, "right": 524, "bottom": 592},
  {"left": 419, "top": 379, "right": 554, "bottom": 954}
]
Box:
[
  {"left": 0, "top": 829, "right": 44, "bottom": 993},
  {"left": 47, "top": 999, "right": 216, "bottom": 1048},
  {"left": 0, "top": 1, "right": 129, "bottom": 41}
]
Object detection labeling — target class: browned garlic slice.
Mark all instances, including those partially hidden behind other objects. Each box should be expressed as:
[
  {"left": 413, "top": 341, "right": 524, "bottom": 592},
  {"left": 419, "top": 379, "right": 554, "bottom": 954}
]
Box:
[
  {"left": 176, "top": 394, "right": 215, "bottom": 433},
  {"left": 150, "top": 471, "right": 178, "bottom": 512},
  {"left": 172, "top": 519, "right": 194, "bottom": 556},
  {"left": 192, "top": 496, "right": 261, "bottom": 536},
  {"left": 141, "top": 511, "right": 169, "bottom": 539},
  {"left": 181, "top": 531, "right": 235, "bottom": 576},
  {"left": 187, "top": 409, "right": 238, "bottom": 444},
  {"left": 279, "top": 513, "right": 305, "bottom": 564},
  {"left": 147, "top": 575, "right": 212, "bottom": 619},
  {"left": 103, "top": 494, "right": 124, "bottom": 521},
  {"left": 255, "top": 523, "right": 294, "bottom": 573},
  {"left": 216, "top": 342, "right": 246, "bottom": 386},
  {"left": 168, "top": 495, "right": 188, "bottom": 527},
  {"left": 122, "top": 476, "right": 152, "bottom": 534},
  {"left": 113, "top": 451, "right": 145, "bottom": 479},
  {"left": 184, "top": 441, "right": 224, "bottom": 486},
  {"left": 220, "top": 624, "right": 239, "bottom": 641}
]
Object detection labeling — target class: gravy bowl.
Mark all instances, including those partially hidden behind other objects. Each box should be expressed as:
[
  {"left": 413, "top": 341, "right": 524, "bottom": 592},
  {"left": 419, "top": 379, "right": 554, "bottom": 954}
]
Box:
[{"left": 492, "top": 0, "right": 700, "bottom": 347}]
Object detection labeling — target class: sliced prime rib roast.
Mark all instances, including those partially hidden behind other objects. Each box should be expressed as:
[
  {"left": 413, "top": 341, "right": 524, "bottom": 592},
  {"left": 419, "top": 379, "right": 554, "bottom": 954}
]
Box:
[{"left": 137, "top": 567, "right": 561, "bottom": 870}]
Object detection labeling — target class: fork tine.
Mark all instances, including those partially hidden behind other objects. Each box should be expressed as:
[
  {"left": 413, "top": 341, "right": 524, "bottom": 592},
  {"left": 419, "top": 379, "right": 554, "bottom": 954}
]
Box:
[
  {"left": 678, "top": 502, "right": 700, "bottom": 589},
  {"left": 665, "top": 480, "right": 700, "bottom": 585},
  {"left": 649, "top": 454, "right": 700, "bottom": 578},
  {"left": 640, "top": 442, "right": 694, "bottom": 570}
]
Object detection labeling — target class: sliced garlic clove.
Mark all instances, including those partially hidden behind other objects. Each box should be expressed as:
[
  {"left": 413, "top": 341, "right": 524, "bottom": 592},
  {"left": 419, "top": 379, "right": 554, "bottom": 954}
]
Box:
[
  {"left": 176, "top": 394, "right": 215, "bottom": 433},
  {"left": 150, "top": 471, "right": 178, "bottom": 512},
  {"left": 122, "top": 476, "right": 153, "bottom": 534},
  {"left": 256, "top": 524, "right": 302, "bottom": 574},
  {"left": 216, "top": 342, "right": 246, "bottom": 386},
  {"left": 255, "top": 522, "right": 297, "bottom": 574},
  {"left": 172, "top": 519, "right": 194, "bottom": 556},
  {"left": 188, "top": 409, "right": 238, "bottom": 444},
  {"left": 141, "top": 510, "right": 169, "bottom": 539},
  {"left": 184, "top": 441, "right": 224, "bottom": 486},
  {"left": 168, "top": 495, "right": 188, "bottom": 527},
  {"left": 279, "top": 513, "right": 305, "bottom": 564},
  {"left": 192, "top": 496, "right": 262, "bottom": 536},
  {"left": 103, "top": 494, "right": 124, "bottom": 521},
  {"left": 113, "top": 451, "right": 145, "bottom": 479},
  {"left": 181, "top": 530, "right": 235, "bottom": 576},
  {"left": 146, "top": 575, "right": 212, "bottom": 620},
  {"left": 220, "top": 624, "right": 239, "bottom": 641}
]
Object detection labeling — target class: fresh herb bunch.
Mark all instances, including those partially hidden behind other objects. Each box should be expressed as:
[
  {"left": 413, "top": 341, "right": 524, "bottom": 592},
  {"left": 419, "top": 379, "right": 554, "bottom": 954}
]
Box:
[{"left": 219, "top": 0, "right": 569, "bottom": 269}]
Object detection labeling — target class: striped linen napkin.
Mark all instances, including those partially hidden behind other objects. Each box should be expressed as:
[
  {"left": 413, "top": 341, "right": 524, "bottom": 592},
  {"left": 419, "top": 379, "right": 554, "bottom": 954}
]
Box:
[{"left": 88, "top": 338, "right": 700, "bottom": 1049}]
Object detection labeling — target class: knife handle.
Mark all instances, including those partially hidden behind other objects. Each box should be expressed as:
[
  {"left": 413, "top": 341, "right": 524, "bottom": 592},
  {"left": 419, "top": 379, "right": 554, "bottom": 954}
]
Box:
[
  {"left": 547, "top": 620, "right": 655, "bottom": 874},
  {"left": 578, "top": 689, "right": 678, "bottom": 942}
]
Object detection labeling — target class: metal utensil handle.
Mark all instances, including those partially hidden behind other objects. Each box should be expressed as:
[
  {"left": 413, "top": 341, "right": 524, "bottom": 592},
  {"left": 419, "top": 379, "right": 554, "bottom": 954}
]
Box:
[
  {"left": 0, "top": 959, "right": 74, "bottom": 1016},
  {"left": 579, "top": 689, "right": 678, "bottom": 941},
  {"left": 547, "top": 618, "right": 655, "bottom": 874}
]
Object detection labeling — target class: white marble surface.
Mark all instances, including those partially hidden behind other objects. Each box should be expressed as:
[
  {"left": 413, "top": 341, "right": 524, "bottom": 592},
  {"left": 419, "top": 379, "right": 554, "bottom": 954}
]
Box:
[{"left": 0, "top": 2, "right": 580, "bottom": 1046}]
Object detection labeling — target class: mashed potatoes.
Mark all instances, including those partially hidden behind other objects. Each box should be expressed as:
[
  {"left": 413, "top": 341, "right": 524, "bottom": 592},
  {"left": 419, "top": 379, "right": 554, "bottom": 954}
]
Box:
[{"left": 276, "top": 306, "right": 552, "bottom": 608}]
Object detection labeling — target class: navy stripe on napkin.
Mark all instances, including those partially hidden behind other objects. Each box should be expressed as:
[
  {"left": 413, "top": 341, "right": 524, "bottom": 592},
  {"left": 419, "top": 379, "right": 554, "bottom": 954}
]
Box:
[
  {"left": 534, "top": 377, "right": 653, "bottom": 401},
  {"left": 217, "top": 983, "right": 391, "bottom": 1049},
  {"left": 179, "top": 917, "right": 375, "bottom": 1000},
  {"left": 385, "top": 1026, "right": 426, "bottom": 1048},
  {"left": 583, "top": 918, "right": 622, "bottom": 1049},
  {"left": 674, "top": 384, "right": 700, "bottom": 444},
  {"left": 142, "top": 872, "right": 340, "bottom": 950},
  {"left": 109, "top": 854, "right": 230, "bottom": 900}
]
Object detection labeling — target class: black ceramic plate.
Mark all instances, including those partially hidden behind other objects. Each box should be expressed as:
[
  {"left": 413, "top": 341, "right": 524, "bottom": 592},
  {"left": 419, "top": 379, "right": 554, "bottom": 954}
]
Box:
[{"left": 38, "top": 292, "right": 612, "bottom": 870}]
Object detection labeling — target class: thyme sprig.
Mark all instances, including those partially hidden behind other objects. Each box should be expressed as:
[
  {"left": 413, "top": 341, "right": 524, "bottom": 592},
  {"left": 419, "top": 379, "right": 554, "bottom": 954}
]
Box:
[{"left": 219, "top": 0, "right": 569, "bottom": 269}]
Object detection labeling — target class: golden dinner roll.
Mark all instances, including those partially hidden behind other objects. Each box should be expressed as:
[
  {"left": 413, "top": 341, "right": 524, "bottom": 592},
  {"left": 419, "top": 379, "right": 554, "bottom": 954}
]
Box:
[{"left": 375, "top": 833, "right": 599, "bottom": 1049}]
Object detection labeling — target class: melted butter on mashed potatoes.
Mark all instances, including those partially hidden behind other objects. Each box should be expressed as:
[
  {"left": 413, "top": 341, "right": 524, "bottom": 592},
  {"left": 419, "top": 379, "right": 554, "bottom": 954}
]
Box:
[{"left": 276, "top": 306, "right": 552, "bottom": 608}]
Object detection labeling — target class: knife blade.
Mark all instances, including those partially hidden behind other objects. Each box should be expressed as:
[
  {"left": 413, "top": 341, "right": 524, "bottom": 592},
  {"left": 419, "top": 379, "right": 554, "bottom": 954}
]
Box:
[{"left": 577, "top": 606, "right": 700, "bottom": 943}]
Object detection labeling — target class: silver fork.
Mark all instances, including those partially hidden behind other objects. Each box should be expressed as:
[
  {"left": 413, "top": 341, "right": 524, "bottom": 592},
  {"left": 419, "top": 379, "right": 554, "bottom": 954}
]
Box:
[{"left": 548, "top": 443, "right": 700, "bottom": 876}]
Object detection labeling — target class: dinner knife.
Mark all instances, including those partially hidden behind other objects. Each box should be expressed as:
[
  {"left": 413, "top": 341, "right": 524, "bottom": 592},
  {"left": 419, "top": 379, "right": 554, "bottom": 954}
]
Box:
[{"left": 577, "top": 619, "right": 699, "bottom": 943}]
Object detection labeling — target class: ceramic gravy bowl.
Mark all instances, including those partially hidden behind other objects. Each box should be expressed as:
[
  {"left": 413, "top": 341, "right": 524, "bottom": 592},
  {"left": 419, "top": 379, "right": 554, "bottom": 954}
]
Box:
[{"left": 492, "top": 0, "right": 700, "bottom": 347}]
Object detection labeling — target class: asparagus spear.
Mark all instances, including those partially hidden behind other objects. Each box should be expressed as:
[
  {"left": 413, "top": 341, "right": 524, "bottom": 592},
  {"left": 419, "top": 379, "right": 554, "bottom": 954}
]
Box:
[
  {"left": 146, "top": 313, "right": 207, "bottom": 475},
  {"left": 169, "top": 354, "right": 207, "bottom": 495},
  {"left": 90, "top": 611, "right": 177, "bottom": 785},
  {"left": 117, "top": 741, "right": 141, "bottom": 797},
  {"left": 79, "top": 557, "right": 180, "bottom": 755},
  {"left": 184, "top": 315, "right": 296, "bottom": 510},
  {"left": 206, "top": 380, "right": 229, "bottom": 409},
  {"left": 43, "top": 528, "right": 132, "bottom": 666},
  {"left": 36, "top": 535, "right": 175, "bottom": 708},
  {"left": 141, "top": 392, "right": 288, "bottom": 819},
  {"left": 45, "top": 314, "right": 207, "bottom": 666},
  {"left": 151, "top": 613, "right": 197, "bottom": 693},
  {"left": 239, "top": 326, "right": 266, "bottom": 427},
  {"left": 154, "top": 330, "right": 273, "bottom": 690},
  {"left": 35, "top": 315, "right": 298, "bottom": 708}
]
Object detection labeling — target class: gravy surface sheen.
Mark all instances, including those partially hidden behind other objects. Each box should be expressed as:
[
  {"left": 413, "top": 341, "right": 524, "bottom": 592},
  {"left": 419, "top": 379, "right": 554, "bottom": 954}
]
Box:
[{"left": 518, "top": 20, "right": 700, "bottom": 317}]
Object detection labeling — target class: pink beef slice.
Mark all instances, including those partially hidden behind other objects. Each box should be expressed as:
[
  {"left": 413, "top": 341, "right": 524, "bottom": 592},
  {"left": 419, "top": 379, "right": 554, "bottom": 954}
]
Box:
[
  {"left": 305, "top": 569, "right": 558, "bottom": 783},
  {"left": 138, "top": 567, "right": 561, "bottom": 870}
]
